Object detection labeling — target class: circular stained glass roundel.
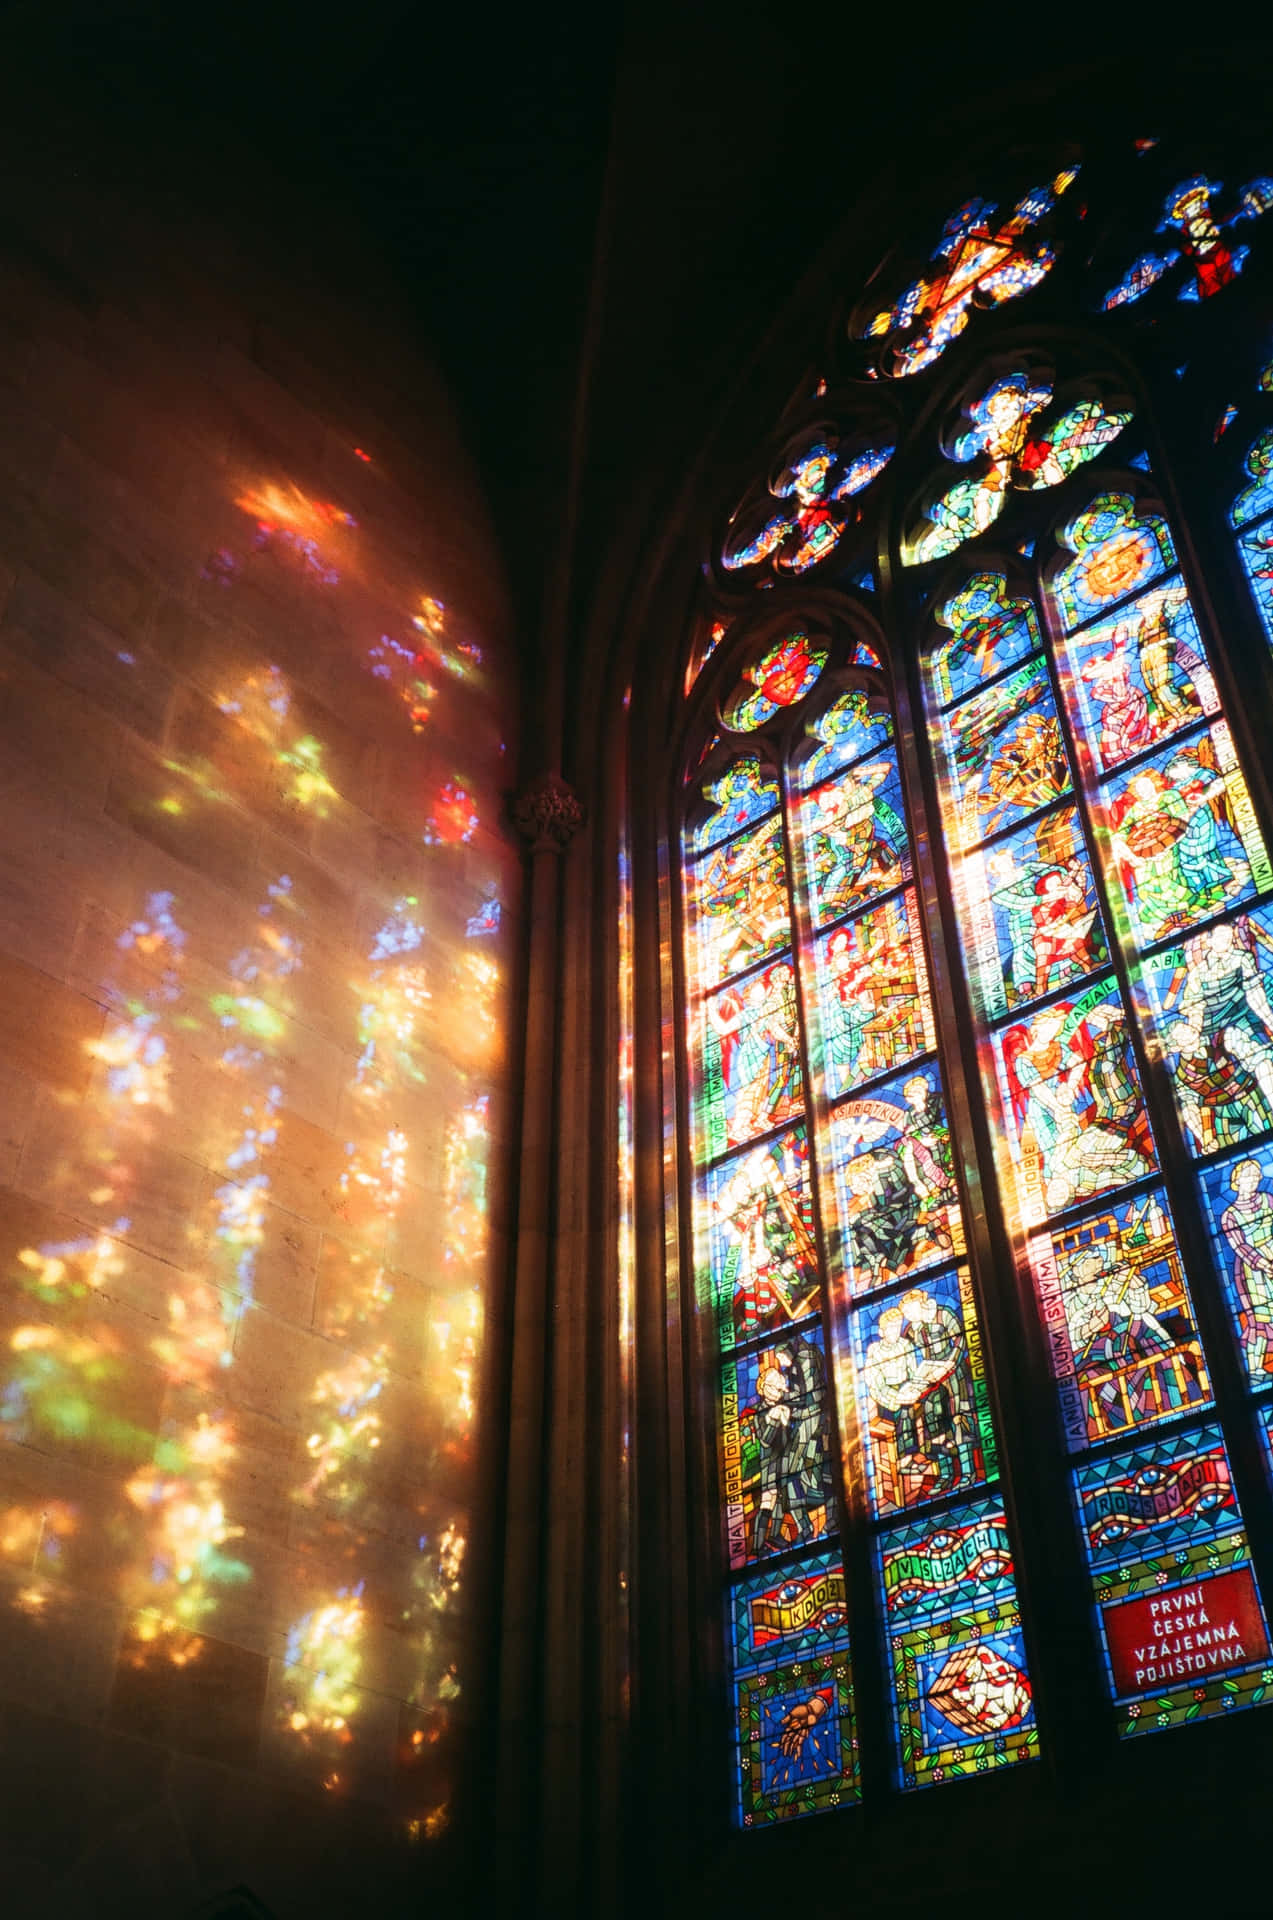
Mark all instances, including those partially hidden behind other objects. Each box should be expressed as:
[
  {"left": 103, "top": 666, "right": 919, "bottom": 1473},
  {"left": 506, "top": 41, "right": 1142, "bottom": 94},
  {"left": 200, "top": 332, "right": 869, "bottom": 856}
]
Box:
[{"left": 722, "top": 629, "right": 828, "bottom": 731}]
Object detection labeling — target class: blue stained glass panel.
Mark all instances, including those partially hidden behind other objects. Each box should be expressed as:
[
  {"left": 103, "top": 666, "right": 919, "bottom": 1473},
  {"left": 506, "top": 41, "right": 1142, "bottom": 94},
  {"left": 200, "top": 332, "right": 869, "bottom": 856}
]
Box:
[
  {"left": 1231, "top": 428, "right": 1273, "bottom": 528},
  {"left": 932, "top": 572, "right": 1040, "bottom": 709},
  {"left": 1237, "top": 517, "right": 1273, "bottom": 645},
  {"left": 692, "top": 756, "right": 780, "bottom": 851},
  {"left": 1027, "top": 1187, "right": 1209, "bottom": 1452},
  {"left": 850, "top": 1265, "right": 994, "bottom": 1516},
  {"left": 1073, "top": 1426, "right": 1273, "bottom": 1735},
  {"left": 801, "top": 752, "right": 910, "bottom": 926},
  {"left": 1138, "top": 903, "right": 1273, "bottom": 1157},
  {"left": 815, "top": 889, "right": 937, "bottom": 1099},
  {"left": 934, "top": 656, "right": 1072, "bottom": 852},
  {"left": 876, "top": 1495, "right": 1038, "bottom": 1790},
  {"left": 1056, "top": 580, "right": 1218, "bottom": 776},
  {"left": 828, "top": 1059, "right": 965, "bottom": 1297},
  {"left": 719, "top": 1324, "right": 837, "bottom": 1572},
  {"left": 1053, "top": 494, "right": 1175, "bottom": 630},
  {"left": 797, "top": 689, "right": 893, "bottom": 789},
  {"left": 1095, "top": 722, "right": 1271, "bottom": 948},
  {"left": 1199, "top": 1142, "right": 1273, "bottom": 1389}
]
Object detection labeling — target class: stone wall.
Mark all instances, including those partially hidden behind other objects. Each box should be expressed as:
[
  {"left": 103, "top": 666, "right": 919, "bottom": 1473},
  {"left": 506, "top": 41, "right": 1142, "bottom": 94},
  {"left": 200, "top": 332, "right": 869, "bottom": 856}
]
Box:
[{"left": 0, "top": 94, "right": 517, "bottom": 1918}]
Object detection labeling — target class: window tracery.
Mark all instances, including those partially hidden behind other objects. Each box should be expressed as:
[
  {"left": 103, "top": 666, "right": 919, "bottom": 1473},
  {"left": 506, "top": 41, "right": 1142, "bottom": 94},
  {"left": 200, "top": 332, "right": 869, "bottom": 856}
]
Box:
[{"left": 670, "top": 130, "right": 1273, "bottom": 1828}]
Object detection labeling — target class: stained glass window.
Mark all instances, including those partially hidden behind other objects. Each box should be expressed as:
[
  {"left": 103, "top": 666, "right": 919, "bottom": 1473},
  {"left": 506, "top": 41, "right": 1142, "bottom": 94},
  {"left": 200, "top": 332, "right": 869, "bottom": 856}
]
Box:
[{"left": 677, "top": 140, "right": 1273, "bottom": 1834}]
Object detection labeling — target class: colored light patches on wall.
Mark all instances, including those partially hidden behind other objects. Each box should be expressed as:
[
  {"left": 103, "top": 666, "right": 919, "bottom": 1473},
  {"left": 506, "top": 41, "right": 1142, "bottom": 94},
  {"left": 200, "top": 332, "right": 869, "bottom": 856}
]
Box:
[
  {"left": 861, "top": 172, "right": 1077, "bottom": 377},
  {"left": 876, "top": 1496, "right": 1037, "bottom": 1788},
  {"left": 1074, "top": 1426, "right": 1273, "bottom": 1735},
  {"left": 729, "top": 1550, "right": 859, "bottom": 1823}
]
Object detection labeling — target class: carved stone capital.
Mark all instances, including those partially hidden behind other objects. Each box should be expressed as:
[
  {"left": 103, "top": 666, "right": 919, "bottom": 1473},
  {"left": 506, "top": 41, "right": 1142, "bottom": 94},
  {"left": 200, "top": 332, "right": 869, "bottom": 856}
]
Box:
[{"left": 512, "top": 771, "right": 585, "bottom": 853}]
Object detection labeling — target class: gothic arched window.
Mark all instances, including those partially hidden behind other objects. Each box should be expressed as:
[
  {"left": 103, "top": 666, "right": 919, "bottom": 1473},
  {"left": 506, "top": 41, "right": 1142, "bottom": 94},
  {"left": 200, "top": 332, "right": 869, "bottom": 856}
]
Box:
[{"left": 675, "top": 136, "right": 1273, "bottom": 1827}]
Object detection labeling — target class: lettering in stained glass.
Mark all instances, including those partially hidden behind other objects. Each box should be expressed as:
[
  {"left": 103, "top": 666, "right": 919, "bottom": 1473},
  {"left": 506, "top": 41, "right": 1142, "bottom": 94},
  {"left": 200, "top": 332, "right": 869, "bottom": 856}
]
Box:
[
  {"left": 1140, "top": 905, "right": 1273, "bottom": 1157},
  {"left": 876, "top": 1496, "right": 1037, "bottom": 1788},
  {"left": 1073, "top": 1426, "right": 1273, "bottom": 1736},
  {"left": 816, "top": 889, "right": 937, "bottom": 1099},
  {"left": 828, "top": 1060, "right": 965, "bottom": 1297},
  {"left": 720, "top": 1325, "right": 837, "bottom": 1571},
  {"left": 704, "top": 1127, "right": 820, "bottom": 1350},
  {"left": 1200, "top": 1142, "right": 1273, "bottom": 1389},
  {"left": 1096, "top": 723, "right": 1270, "bottom": 948},
  {"left": 1028, "top": 1187, "right": 1210, "bottom": 1451},
  {"left": 851, "top": 1266, "right": 994, "bottom": 1516}
]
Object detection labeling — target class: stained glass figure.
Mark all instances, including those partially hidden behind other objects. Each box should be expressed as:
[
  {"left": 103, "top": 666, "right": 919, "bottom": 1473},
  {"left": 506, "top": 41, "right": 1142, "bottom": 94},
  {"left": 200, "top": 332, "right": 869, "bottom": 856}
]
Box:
[
  {"left": 1200, "top": 1143, "right": 1273, "bottom": 1388},
  {"left": 689, "top": 813, "right": 792, "bottom": 985},
  {"left": 876, "top": 1496, "right": 1037, "bottom": 1788},
  {"left": 1104, "top": 174, "right": 1273, "bottom": 309},
  {"left": 1231, "top": 427, "right": 1273, "bottom": 527},
  {"left": 829, "top": 1062, "right": 965, "bottom": 1296},
  {"left": 957, "top": 806, "right": 1106, "bottom": 1019},
  {"left": 1141, "top": 905, "right": 1273, "bottom": 1156},
  {"left": 729, "top": 1550, "right": 859, "bottom": 1823},
  {"left": 1058, "top": 583, "right": 1217, "bottom": 772},
  {"left": 1259, "top": 358, "right": 1273, "bottom": 395},
  {"left": 1052, "top": 494, "right": 1175, "bottom": 630},
  {"left": 862, "top": 171, "right": 1078, "bottom": 378},
  {"left": 1073, "top": 1426, "right": 1272, "bottom": 1734},
  {"left": 705, "top": 1127, "right": 821, "bottom": 1348},
  {"left": 904, "top": 374, "right": 1130, "bottom": 566},
  {"left": 801, "top": 753, "right": 910, "bottom": 924},
  {"left": 797, "top": 689, "right": 892, "bottom": 788},
  {"left": 721, "top": 439, "right": 895, "bottom": 580},
  {"left": 993, "top": 982, "right": 1157, "bottom": 1225},
  {"left": 721, "top": 1325, "right": 836, "bottom": 1568},
  {"left": 702, "top": 959, "right": 803, "bottom": 1156},
  {"left": 725, "top": 632, "right": 828, "bottom": 730},
  {"left": 1096, "top": 724, "right": 1270, "bottom": 947},
  {"left": 692, "top": 757, "right": 781, "bottom": 851},
  {"left": 934, "top": 656, "right": 1071, "bottom": 852},
  {"left": 852, "top": 1267, "right": 994, "bottom": 1515},
  {"left": 817, "top": 890, "right": 937, "bottom": 1098},
  {"left": 1236, "top": 523, "right": 1273, "bottom": 650},
  {"left": 1028, "top": 1188, "right": 1209, "bottom": 1450},
  {"left": 933, "top": 573, "right": 1040, "bottom": 708}
]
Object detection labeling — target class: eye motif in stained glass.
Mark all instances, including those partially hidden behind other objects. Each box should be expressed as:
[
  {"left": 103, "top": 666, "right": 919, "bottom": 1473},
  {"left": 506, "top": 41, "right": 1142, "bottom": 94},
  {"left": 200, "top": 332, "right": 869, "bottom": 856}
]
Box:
[
  {"left": 862, "top": 170, "right": 1078, "bottom": 378},
  {"left": 691, "top": 814, "right": 792, "bottom": 985},
  {"left": 1074, "top": 1426, "right": 1272, "bottom": 1734},
  {"left": 1104, "top": 174, "right": 1273, "bottom": 310},
  {"left": 937, "top": 656, "right": 1071, "bottom": 851},
  {"left": 876, "top": 1496, "right": 1037, "bottom": 1790},
  {"left": 932, "top": 573, "right": 1039, "bottom": 708},
  {"left": 959, "top": 806, "right": 1107, "bottom": 1020},
  {"left": 1059, "top": 582, "right": 1218, "bottom": 773},
  {"left": 702, "top": 960, "right": 802, "bottom": 1156},
  {"left": 904, "top": 374, "right": 1131, "bottom": 567},
  {"left": 721, "top": 1325, "right": 836, "bottom": 1568},
  {"left": 1053, "top": 493, "right": 1175, "bottom": 629},
  {"left": 852, "top": 1267, "right": 994, "bottom": 1516},
  {"left": 705, "top": 1127, "right": 820, "bottom": 1348},
  {"left": 721, "top": 440, "right": 895, "bottom": 579},
  {"left": 728, "top": 1550, "right": 859, "bottom": 1823},
  {"left": 1029, "top": 1188, "right": 1209, "bottom": 1452},
  {"left": 817, "top": 889, "right": 937, "bottom": 1099},
  {"left": 1200, "top": 1143, "right": 1273, "bottom": 1389},
  {"left": 1142, "top": 906, "right": 1273, "bottom": 1158},
  {"left": 1097, "top": 725, "right": 1271, "bottom": 948},
  {"left": 802, "top": 755, "right": 909, "bottom": 925},
  {"left": 692, "top": 757, "right": 780, "bottom": 851},
  {"left": 725, "top": 632, "right": 828, "bottom": 731},
  {"left": 829, "top": 1062, "right": 965, "bottom": 1297},
  {"left": 1231, "top": 427, "right": 1273, "bottom": 528},
  {"left": 798, "top": 690, "right": 893, "bottom": 788},
  {"left": 994, "top": 982, "right": 1156, "bottom": 1224}
]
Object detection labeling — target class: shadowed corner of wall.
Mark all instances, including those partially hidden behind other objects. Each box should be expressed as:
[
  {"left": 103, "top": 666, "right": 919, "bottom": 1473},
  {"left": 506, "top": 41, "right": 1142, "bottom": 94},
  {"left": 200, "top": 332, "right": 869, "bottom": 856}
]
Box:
[{"left": 189, "top": 1888, "right": 276, "bottom": 1920}]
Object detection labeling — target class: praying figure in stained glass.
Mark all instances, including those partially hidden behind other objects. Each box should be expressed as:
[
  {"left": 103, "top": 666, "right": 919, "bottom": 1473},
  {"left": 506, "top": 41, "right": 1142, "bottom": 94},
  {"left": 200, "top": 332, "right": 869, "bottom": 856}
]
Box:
[
  {"left": 748, "top": 1335, "right": 834, "bottom": 1555},
  {"left": 1220, "top": 1159, "right": 1273, "bottom": 1378}
]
